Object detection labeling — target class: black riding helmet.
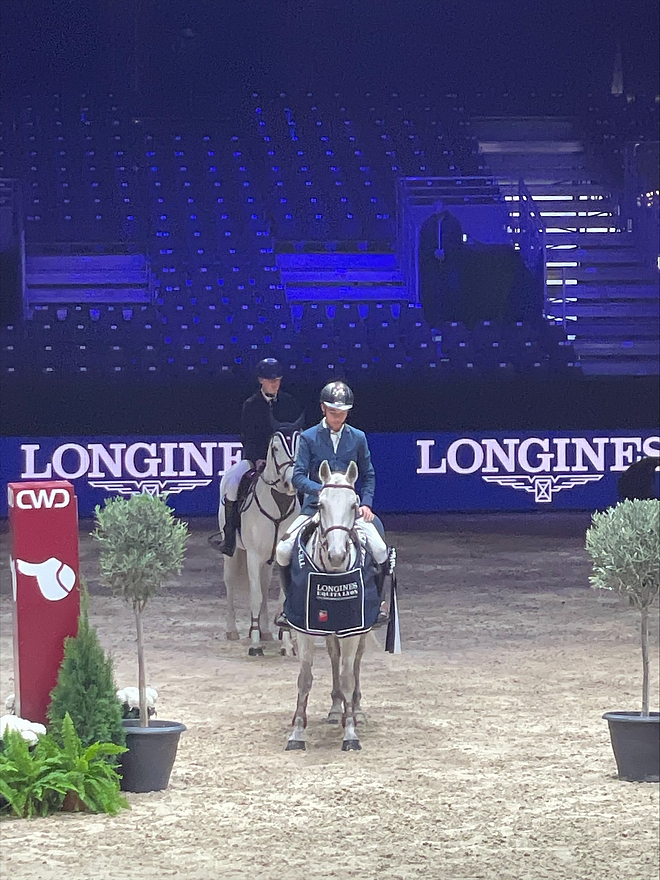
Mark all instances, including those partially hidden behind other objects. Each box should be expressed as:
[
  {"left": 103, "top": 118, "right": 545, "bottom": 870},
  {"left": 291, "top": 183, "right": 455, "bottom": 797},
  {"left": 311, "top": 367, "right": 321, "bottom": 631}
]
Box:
[
  {"left": 256, "top": 358, "right": 283, "bottom": 380},
  {"left": 320, "top": 380, "right": 354, "bottom": 411}
]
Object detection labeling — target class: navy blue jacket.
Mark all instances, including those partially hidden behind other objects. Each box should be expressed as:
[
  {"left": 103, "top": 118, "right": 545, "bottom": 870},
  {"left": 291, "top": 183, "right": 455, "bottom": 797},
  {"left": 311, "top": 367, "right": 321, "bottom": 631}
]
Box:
[{"left": 293, "top": 421, "right": 376, "bottom": 515}]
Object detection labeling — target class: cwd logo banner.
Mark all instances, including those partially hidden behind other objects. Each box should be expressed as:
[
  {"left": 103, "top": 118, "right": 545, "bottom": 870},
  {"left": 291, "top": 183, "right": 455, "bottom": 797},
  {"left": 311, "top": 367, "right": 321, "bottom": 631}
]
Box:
[{"left": 0, "top": 430, "right": 658, "bottom": 518}]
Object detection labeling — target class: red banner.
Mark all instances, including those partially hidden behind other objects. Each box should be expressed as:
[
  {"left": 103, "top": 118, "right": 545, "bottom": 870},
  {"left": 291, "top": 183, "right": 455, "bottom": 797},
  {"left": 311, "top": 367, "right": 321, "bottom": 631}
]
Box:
[{"left": 8, "top": 481, "right": 80, "bottom": 725}]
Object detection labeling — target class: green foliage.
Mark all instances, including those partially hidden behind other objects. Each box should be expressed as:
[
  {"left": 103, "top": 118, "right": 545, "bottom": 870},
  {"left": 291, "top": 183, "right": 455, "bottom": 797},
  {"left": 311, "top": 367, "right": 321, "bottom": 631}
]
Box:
[
  {"left": 93, "top": 492, "right": 189, "bottom": 610},
  {"left": 0, "top": 714, "right": 128, "bottom": 819},
  {"left": 48, "top": 588, "right": 125, "bottom": 754},
  {"left": 586, "top": 499, "right": 660, "bottom": 609}
]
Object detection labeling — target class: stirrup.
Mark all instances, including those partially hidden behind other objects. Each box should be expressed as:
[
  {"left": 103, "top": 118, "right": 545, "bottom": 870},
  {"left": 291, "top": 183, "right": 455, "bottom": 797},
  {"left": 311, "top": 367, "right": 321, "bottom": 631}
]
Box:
[
  {"left": 372, "top": 611, "right": 390, "bottom": 629},
  {"left": 274, "top": 612, "right": 291, "bottom": 629}
]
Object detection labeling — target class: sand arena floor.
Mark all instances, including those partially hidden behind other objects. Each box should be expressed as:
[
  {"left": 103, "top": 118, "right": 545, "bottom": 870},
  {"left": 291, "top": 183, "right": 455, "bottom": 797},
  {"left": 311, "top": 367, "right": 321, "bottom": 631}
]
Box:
[{"left": 0, "top": 513, "right": 658, "bottom": 880}]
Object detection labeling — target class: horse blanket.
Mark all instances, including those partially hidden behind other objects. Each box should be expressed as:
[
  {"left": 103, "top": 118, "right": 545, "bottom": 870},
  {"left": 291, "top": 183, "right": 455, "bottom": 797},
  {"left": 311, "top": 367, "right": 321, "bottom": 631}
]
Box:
[{"left": 283, "top": 526, "right": 380, "bottom": 637}]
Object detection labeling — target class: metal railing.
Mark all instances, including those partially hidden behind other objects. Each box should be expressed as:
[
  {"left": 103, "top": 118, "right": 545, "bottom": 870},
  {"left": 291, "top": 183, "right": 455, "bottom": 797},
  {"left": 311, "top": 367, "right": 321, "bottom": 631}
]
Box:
[{"left": 516, "top": 179, "right": 549, "bottom": 319}]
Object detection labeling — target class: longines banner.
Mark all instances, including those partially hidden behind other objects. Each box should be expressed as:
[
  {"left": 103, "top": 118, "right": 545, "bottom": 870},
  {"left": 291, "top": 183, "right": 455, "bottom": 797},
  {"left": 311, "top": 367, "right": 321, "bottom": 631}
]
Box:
[{"left": 0, "top": 431, "right": 658, "bottom": 518}]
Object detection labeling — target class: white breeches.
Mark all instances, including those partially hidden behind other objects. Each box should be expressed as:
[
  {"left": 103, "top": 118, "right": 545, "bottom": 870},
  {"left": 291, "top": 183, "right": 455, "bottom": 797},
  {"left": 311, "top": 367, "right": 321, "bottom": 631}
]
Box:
[
  {"left": 276, "top": 513, "right": 388, "bottom": 567},
  {"left": 223, "top": 459, "right": 252, "bottom": 502}
]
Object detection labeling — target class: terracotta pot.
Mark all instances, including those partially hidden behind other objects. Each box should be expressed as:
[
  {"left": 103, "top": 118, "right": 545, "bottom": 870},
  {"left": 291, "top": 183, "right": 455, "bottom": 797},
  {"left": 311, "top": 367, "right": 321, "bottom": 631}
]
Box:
[{"left": 61, "top": 790, "right": 89, "bottom": 812}]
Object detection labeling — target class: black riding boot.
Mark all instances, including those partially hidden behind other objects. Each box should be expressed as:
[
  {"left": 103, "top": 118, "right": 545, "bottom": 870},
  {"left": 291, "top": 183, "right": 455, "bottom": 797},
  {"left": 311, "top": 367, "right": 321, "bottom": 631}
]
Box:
[
  {"left": 274, "top": 564, "right": 292, "bottom": 628},
  {"left": 373, "top": 561, "right": 390, "bottom": 628},
  {"left": 221, "top": 500, "right": 238, "bottom": 557}
]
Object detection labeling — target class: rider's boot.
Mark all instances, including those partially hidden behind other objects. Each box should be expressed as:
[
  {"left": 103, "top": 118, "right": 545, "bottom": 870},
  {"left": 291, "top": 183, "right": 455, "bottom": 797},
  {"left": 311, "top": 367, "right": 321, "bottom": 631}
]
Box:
[
  {"left": 373, "top": 560, "right": 390, "bottom": 628},
  {"left": 274, "top": 563, "right": 292, "bottom": 629},
  {"left": 220, "top": 500, "right": 238, "bottom": 557}
]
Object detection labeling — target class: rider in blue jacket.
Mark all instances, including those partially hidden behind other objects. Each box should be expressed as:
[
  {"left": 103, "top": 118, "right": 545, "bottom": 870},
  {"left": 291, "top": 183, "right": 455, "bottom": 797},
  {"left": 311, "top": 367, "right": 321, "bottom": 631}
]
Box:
[
  {"left": 275, "top": 380, "right": 389, "bottom": 628},
  {"left": 293, "top": 381, "right": 376, "bottom": 519}
]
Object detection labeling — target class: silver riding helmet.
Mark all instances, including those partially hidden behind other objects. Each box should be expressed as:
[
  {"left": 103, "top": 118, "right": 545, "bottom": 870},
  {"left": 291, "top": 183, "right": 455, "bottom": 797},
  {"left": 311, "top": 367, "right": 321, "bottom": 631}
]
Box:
[{"left": 320, "top": 380, "right": 354, "bottom": 411}]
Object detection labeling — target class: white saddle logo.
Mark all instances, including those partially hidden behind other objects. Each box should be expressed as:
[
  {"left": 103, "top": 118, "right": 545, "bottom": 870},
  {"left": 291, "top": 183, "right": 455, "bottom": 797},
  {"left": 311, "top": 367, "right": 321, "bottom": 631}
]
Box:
[{"left": 15, "top": 557, "right": 76, "bottom": 602}]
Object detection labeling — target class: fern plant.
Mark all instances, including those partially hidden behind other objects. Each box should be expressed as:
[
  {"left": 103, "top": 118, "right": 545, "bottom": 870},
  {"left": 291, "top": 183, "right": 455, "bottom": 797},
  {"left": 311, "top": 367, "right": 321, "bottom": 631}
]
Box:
[
  {"left": 586, "top": 499, "right": 660, "bottom": 716},
  {"left": 93, "top": 493, "right": 188, "bottom": 726},
  {"left": 0, "top": 713, "right": 128, "bottom": 818}
]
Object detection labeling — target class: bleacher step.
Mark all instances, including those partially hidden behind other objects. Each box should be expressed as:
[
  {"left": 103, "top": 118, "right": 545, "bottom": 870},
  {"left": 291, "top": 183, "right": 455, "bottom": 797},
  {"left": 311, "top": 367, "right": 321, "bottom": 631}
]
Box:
[
  {"left": 546, "top": 267, "right": 657, "bottom": 283},
  {"left": 577, "top": 360, "right": 659, "bottom": 376},
  {"left": 575, "top": 340, "right": 659, "bottom": 357},
  {"left": 284, "top": 283, "right": 407, "bottom": 302},
  {"left": 570, "top": 302, "right": 659, "bottom": 318},
  {"left": 27, "top": 287, "right": 153, "bottom": 304},
  {"left": 545, "top": 232, "right": 634, "bottom": 246}
]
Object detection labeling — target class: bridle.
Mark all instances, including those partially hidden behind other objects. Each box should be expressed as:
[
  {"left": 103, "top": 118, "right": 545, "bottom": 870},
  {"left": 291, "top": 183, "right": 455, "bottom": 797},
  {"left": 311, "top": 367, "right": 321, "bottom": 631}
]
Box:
[
  {"left": 315, "top": 483, "right": 360, "bottom": 564},
  {"left": 253, "top": 431, "right": 300, "bottom": 564},
  {"left": 259, "top": 431, "right": 298, "bottom": 487}
]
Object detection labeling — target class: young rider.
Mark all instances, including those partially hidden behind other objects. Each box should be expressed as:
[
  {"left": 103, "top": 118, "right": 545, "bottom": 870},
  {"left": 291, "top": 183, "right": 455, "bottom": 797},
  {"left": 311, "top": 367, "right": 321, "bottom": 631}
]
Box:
[
  {"left": 275, "top": 380, "right": 389, "bottom": 625},
  {"left": 220, "top": 358, "right": 302, "bottom": 556}
]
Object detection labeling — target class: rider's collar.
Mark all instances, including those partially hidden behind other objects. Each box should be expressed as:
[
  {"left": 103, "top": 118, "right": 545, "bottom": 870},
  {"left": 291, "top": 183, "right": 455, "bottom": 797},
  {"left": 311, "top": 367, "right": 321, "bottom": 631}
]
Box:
[
  {"left": 321, "top": 417, "right": 344, "bottom": 437},
  {"left": 261, "top": 389, "right": 278, "bottom": 403}
]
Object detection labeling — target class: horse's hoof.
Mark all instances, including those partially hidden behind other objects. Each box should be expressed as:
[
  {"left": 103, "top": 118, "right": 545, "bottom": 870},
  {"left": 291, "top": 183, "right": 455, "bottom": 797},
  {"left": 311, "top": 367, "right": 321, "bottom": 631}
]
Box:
[
  {"left": 226, "top": 631, "right": 240, "bottom": 641},
  {"left": 354, "top": 713, "right": 367, "bottom": 726},
  {"left": 248, "top": 646, "right": 264, "bottom": 657},
  {"left": 341, "top": 740, "right": 361, "bottom": 751},
  {"left": 326, "top": 715, "right": 341, "bottom": 725},
  {"left": 286, "top": 740, "right": 306, "bottom": 751}
]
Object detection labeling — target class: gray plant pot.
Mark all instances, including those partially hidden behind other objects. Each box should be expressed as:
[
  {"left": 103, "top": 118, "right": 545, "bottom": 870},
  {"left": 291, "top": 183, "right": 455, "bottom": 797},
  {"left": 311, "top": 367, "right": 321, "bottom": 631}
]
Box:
[
  {"left": 119, "top": 719, "right": 187, "bottom": 793},
  {"left": 603, "top": 712, "right": 660, "bottom": 782}
]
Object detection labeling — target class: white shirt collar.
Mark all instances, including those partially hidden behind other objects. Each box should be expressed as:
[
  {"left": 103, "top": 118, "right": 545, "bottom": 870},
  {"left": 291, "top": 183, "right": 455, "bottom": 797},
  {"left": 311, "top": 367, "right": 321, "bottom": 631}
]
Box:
[{"left": 322, "top": 417, "right": 344, "bottom": 437}]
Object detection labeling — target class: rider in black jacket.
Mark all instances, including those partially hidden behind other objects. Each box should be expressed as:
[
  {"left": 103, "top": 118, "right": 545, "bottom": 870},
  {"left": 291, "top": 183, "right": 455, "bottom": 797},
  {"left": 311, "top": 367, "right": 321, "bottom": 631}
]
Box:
[{"left": 220, "top": 358, "right": 303, "bottom": 556}]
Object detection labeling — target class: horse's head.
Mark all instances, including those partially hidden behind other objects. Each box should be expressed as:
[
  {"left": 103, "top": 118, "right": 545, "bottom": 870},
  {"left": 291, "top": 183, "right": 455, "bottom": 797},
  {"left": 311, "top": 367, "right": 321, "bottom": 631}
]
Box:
[
  {"left": 317, "top": 460, "right": 359, "bottom": 571},
  {"left": 265, "top": 430, "right": 300, "bottom": 494}
]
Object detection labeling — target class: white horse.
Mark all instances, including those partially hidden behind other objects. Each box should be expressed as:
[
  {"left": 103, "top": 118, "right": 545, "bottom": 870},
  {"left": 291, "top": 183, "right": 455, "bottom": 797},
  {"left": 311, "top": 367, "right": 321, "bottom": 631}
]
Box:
[
  {"left": 278, "top": 460, "right": 376, "bottom": 751},
  {"left": 218, "top": 430, "right": 300, "bottom": 656}
]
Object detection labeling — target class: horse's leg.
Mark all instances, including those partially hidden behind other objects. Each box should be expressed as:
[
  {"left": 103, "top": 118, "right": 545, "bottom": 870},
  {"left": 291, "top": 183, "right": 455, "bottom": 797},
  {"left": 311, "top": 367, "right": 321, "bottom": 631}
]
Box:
[
  {"left": 286, "top": 634, "right": 315, "bottom": 751},
  {"left": 258, "top": 563, "right": 274, "bottom": 641},
  {"left": 339, "top": 636, "right": 362, "bottom": 751},
  {"left": 353, "top": 634, "right": 367, "bottom": 726},
  {"left": 326, "top": 636, "right": 343, "bottom": 724},
  {"left": 246, "top": 551, "right": 265, "bottom": 656},
  {"left": 222, "top": 554, "right": 240, "bottom": 641},
  {"left": 278, "top": 581, "right": 296, "bottom": 657}
]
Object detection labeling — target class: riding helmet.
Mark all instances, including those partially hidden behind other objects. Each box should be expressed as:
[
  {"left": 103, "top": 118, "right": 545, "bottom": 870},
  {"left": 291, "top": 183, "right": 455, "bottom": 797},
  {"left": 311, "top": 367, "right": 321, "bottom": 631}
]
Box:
[
  {"left": 320, "top": 380, "right": 354, "bottom": 411},
  {"left": 256, "top": 358, "right": 283, "bottom": 380}
]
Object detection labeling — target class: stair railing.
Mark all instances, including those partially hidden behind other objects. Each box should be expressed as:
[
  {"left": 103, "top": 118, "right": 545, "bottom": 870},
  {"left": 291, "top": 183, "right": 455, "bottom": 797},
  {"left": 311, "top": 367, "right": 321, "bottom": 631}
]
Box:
[{"left": 517, "top": 179, "right": 549, "bottom": 319}]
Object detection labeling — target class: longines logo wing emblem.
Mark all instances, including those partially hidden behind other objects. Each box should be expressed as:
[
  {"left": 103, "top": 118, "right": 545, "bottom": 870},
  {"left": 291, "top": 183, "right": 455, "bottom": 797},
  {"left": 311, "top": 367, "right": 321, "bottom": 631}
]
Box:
[
  {"left": 482, "top": 474, "right": 604, "bottom": 503},
  {"left": 89, "top": 479, "right": 212, "bottom": 497}
]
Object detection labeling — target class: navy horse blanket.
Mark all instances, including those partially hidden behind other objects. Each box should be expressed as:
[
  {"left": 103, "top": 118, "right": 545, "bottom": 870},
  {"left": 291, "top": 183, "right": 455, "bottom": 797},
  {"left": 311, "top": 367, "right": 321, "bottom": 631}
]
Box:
[{"left": 284, "top": 527, "right": 380, "bottom": 637}]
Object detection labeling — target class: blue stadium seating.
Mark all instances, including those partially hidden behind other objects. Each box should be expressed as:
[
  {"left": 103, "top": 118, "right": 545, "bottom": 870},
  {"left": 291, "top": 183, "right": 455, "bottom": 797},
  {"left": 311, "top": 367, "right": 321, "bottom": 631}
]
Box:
[{"left": 0, "top": 89, "right": 604, "bottom": 383}]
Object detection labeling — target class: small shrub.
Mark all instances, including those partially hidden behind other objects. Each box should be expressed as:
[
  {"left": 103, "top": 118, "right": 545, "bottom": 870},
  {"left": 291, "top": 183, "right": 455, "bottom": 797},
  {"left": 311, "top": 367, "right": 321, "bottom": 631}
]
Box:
[
  {"left": 93, "top": 493, "right": 188, "bottom": 726},
  {"left": 586, "top": 499, "right": 660, "bottom": 715},
  {"left": 48, "top": 587, "right": 125, "bottom": 753}
]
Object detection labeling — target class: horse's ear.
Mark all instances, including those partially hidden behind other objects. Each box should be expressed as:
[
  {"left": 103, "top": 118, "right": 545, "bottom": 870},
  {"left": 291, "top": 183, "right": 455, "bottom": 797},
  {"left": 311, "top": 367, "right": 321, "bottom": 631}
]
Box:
[
  {"left": 346, "top": 461, "right": 358, "bottom": 486},
  {"left": 319, "top": 460, "right": 331, "bottom": 484}
]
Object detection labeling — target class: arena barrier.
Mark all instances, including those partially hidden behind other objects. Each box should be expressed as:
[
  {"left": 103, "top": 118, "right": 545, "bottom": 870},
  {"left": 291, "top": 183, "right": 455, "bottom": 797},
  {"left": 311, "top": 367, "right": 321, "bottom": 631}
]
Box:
[{"left": 1, "top": 430, "right": 658, "bottom": 518}]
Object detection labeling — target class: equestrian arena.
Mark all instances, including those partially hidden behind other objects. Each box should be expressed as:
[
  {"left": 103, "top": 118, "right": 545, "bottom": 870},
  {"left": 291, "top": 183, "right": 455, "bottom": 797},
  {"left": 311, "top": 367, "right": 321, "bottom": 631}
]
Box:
[{"left": 1, "top": 513, "right": 657, "bottom": 880}]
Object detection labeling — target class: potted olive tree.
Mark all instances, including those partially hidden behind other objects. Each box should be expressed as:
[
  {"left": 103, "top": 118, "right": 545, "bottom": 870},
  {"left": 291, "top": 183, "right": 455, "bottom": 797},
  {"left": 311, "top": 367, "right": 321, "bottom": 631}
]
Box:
[
  {"left": 586, "top": 498, "right": 659, "bottom": 782},
  {"left": 93, "top": 493, "right": 189, "bottom": 792}
]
